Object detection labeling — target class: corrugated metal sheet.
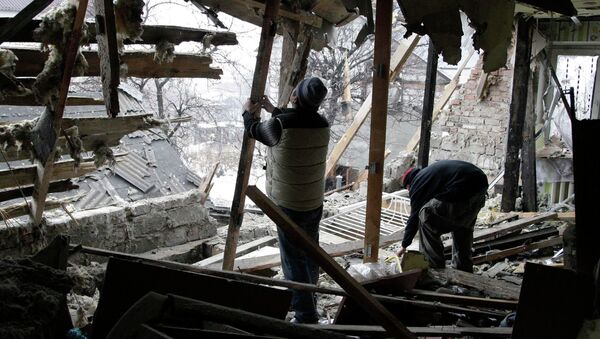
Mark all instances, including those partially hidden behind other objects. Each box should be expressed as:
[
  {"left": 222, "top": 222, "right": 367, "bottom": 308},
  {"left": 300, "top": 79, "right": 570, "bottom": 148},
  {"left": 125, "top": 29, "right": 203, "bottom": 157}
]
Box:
[
  {"left": 114, "top": 151, "right": 154, "bottom": 193},
  {"left": 186, "top": 170, "right": 202, "bottom": 187},
  {"left": 168, "top": 177, "right": 186, "bottom": 194},
  {"left": 75, "top": 180, "right": 115, "bottom": 210}
]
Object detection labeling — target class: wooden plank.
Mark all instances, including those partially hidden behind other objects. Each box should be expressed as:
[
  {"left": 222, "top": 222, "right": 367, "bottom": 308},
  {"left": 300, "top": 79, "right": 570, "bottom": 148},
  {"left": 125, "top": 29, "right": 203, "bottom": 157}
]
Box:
[
  {"left": 278, "top": 33, "right": 312, "bottom": 107},
  {"left": 245, "top": 185, "right": 414, "bottom": 338},
  {"left": 277, "top": 20, "right": 299, "bottom": 106},
  {"left": 521, "top": 75, "right": 537, "bottom": 211},
  {"left": 12, "top": 49, "right": 222, "bottom": 79},
  {"left": 0, "top": 19, "right": 238, "bottom": 46},
  {"left": 472, "top": 236, "right": 562, "bottom": 264},
  {"left": 501, "top": 16, "right": 532, "bottom": 212},
  {"left": 30, "top": 0, "right": 89, "bottom": 226},
  {"left": 517, "top": 211, "right": 574, "bottom": 222},
  {"left": 363, "top": 0, "right": 393, "bottom": 263},
  {"left": 94, "top": 0, "right": 120, "bottom": 117},
  {"left": 222, "top": 0, "right": 281, "bottom": 271},
  {"left": 0, "top": 180, "right": 77, "bottom": 202},
  {"left": 404, "top": 288, "right": 519, "bottom": 310},
  {"left": 428, "top": 268, "right": 521, "bottom": 300},
  {"left": 0, "top": 197, "right": 69, "bottom": 220},
  {"left": 194, "top": 235, "right": 277, "bottom": 267},
  {"left": 443, "top": 212, "right": 558, "bottom": 249},
  {"left": 200, "top": 162, "right": 219, "bottom": 197},
  {"left": 0, "top": 94, "right": 104, "bottom": 106},
  {"left": 0, "top": 160, "right": 96, "bottom": 190},
  {"left": 309, "top": 325, "right": 513, "bottom": 337},
  {"left": 0, "top": 0, "right": 53, "bottom": 43},
  {"left": 416, "top": 41, "right": 437, "bottom": 167},
  {"left": 324, "top": 34, "right": 420, "bottom": 177},
  {"left": 405, "top": 49, "right": 475, "bottom": 152}
]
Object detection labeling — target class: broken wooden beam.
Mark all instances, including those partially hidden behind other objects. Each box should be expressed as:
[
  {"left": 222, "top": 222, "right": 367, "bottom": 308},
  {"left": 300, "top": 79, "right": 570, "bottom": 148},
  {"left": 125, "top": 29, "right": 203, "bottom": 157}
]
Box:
[
  {"left": 416, "top": 41, "right": 437, "bottom": 167},
  {"left": 246, "top": 185, "right": 414, "bottom": 338},
  {"left": 0, "top": 0, "right": 53, "bottom": 43},
  {"left": 325, "top": 34, "right": 420, "bottom": 177},
  {"left": 30, "top": 0, "right": 89, "bottom": 226},
  {"left": 222, "top": 0, "right": 280, "bottom": 271},
  {"left": 194, "top": 235, "right": 277, "bottom": 267},
  {"left": 0, "top": 19, "right": 238, "bottom": 46},
  {"left": 0, "top": 160, "right": 96, "bottom": 190},
  {"left": 12, "top": 49, "right": 223, "bottom": 79},
  {"left": 472, "top": 236, "right": 563, "bottom": 264},
  {"left": 94, "top": 0, "right": 120, "bottom": 117},
  {"left": 428, "top": 268, "right": 521, "bottom": 300},
  {"left": 363, "top": 0, "right": 393, "bottom": 263},
  {"left": 404, "top": 288, "right": 518, "bottom": 310}
]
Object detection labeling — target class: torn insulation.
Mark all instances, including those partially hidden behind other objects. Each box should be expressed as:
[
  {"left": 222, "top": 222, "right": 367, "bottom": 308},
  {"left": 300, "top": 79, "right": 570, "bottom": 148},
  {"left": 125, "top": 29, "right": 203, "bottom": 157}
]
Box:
[
  {"left": 63, "top": 126, "right": 83, "bottom": 166},
  {"left": 143, "top": 116, "right": 164, "bottom": 129},
  {"left": 0, "top": 120, "right": 35, "bottom": 159},
  {"left": 0, "top": 49, "right": 32, "bottom": 100},
  {"left": 115, "top": 0, "right": 145, "bottom": 52},
  {"left": 154, "top": 40, "right": 175, "bottom": 64},
  {"left": 32, "top": 0, "right": 89, "bottom": 51},
  {"left": 33, "top": 49, "right": 88, "bottom": 107},
  {"left": 92, "top": 144, "right": 116, "bottom": 168}
]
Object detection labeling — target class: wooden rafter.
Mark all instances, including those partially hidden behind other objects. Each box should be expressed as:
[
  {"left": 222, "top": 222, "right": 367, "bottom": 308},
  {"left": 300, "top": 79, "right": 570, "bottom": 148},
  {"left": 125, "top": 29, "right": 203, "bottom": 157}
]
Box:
[
  {"left": 416, "top": 41, "right": 438, "bottom": 167},
  {"left": 29, "top": 0, "right": 89, "bottom": 225},
  {"left": 222, "top": 0, "right": 281, "bottom": 271},
  {"left": 278, "top": 33, "right": 313, "bottom": 107},
  {"left": 12, "top": 49, "right": 223, "bottom": 79},
  {"left": 324, "top": 34, "right": 420, "bottom": 177},
  {"left": 0, "top": 0, "right": 53, "bottom": 43},
  {"left": 0, "top": 19, "right": 238, "bottom": 46},
  {"left": 1, "top": 94, "right": 104, "bottom": 106},
  {"left": 0, "top": 160, "right": 96, "bottom": 190},
  {"left": 94, "top": 0, "right": 120, "bottom": 117},
  {"left": 363, "top": 0, "right": 393, "bottom": 263}
]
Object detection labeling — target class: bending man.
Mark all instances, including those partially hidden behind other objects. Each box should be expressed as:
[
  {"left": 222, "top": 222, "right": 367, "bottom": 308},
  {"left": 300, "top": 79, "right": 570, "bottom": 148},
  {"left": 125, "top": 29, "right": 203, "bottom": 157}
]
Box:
[
  {"left": 397, "top": 160, "right": 488, "bottom": 273},
  {"left": 243, "top": 77, "right": 329, "bottom": 323}
]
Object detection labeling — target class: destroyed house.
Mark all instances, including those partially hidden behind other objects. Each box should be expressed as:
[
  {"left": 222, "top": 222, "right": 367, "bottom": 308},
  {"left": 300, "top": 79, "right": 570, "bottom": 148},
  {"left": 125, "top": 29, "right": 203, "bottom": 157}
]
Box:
[{"left": 1, "top": 0, "right": 600, "bottom": 338}]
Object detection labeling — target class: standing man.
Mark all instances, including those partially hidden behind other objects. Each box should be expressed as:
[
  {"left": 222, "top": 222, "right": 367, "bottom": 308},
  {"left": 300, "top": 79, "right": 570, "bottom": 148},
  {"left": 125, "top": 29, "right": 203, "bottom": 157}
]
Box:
[
  {"left": 242, "top": 77, "right": 329, "bottom": 324},
  {"left": 397, "top": 160, "right": 488, "bottom": 273}
]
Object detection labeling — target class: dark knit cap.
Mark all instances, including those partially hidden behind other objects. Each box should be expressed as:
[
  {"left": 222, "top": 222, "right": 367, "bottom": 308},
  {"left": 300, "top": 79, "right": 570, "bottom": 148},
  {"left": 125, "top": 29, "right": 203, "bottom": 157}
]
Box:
[{"left": 296, "top": 77, "right": 327, "bottom": 110}]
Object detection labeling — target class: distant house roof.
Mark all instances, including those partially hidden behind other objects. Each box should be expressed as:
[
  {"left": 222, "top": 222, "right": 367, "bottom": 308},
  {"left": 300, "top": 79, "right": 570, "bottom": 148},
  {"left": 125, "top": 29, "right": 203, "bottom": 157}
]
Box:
[{"left": 0, "top": 87, "right": 201, "bottom": 211}]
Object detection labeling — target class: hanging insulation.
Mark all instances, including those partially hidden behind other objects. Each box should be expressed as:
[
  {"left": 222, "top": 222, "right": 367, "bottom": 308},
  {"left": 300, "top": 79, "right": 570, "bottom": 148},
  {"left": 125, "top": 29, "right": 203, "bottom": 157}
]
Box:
[
  {"left": 154, "top": 40, "right": 175, "bottom": 64},
  {"left": 0, "top": 120, "right": 36, "bottom": 159},
  {"left": 64, "top": 126, "right": 83, "bottom": 166},
  {"left": 115, "top": 0, "right": 145, "bottom": 52},
  {"left": 92, "top": 144, "right": 116, "bottom": 168},
  {"left": 0, "top": 49, "right": 31, "bottom": 100}
]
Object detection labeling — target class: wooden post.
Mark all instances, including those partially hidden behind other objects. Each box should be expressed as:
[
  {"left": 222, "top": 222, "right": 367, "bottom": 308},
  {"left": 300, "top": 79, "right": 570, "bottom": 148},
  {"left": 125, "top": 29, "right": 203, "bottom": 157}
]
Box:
[
  {"left": 278, "top": 33, "right": 312, "bottom": 108},
  {"left": 416, "top": 40, "right": 438, "bottom": 167},
  {"left": 246, "top": 186, "right": 414, "bottom": 338},
  {"left": 222, "top": 0, "right": 280, "bottom": 271},
  {"left": 501, "top": 16, "right": 532, "bottom": 212},
  {"left": 363, "top": 0, "right": 393, "bottom": 264},
  {"left": 30, "top": 0, "right": 89, "bottom": 225},
  {"left": 277, "top": 20, "right": 299, "bottom": 106},
  {"left": 325, "top": 34, "right": 420, "bottom": 177},
  {"left": 521, "top": 75, "right": 537, "bottom": 211},
  {"left": 0, "top": 0, "right": 53, "bottom": 43},
  {"left": 94, "top": 0, "right": 120, "bottom": 117}
]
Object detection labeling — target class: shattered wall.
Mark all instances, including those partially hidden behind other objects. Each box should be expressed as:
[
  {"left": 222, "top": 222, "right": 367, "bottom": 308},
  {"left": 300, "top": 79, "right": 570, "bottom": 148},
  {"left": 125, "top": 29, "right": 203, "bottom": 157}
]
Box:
[
  {"left": 428, "top": 52, "right": 515, "bottom": 176},
  {"left": 0, "top": 190, "right": 216, "bottom": 257}
]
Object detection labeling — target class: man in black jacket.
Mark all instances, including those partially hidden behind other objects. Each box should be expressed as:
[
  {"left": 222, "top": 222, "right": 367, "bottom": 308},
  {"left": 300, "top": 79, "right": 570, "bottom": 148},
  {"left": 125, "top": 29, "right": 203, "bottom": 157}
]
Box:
[
  {"left": 397, "top": 160, "right": 488, "bottom": 272},
  {"left": 242, "top": 77, "right": 329, "bottom": 323}
]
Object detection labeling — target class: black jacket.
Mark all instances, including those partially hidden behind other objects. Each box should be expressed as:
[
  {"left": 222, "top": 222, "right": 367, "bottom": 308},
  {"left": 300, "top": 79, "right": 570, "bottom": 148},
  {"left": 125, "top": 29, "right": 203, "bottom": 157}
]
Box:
[{"left": 401, "top": 160, "right": 488, "bottom": 248}]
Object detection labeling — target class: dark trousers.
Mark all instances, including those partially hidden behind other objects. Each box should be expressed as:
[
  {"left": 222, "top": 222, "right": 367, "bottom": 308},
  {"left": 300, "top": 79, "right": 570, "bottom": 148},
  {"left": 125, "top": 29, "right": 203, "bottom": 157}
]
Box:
[
  {"left": 418, "top": 191, "right": 486, "bottom": 273},
  {"left": 277, "top": 205, "right": 322, "bottom": 323}
]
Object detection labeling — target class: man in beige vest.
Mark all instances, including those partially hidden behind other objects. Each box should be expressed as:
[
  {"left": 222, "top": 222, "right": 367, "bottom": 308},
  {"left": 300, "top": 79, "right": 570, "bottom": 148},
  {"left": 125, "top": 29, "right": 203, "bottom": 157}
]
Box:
[{"left": 243, "top": 77, "right": 329, "bottom": 323}]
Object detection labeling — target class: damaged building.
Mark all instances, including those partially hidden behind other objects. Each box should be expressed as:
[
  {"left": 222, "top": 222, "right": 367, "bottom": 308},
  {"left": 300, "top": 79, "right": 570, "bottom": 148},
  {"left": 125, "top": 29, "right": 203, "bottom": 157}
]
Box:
[{"left": 0, "top": 0, "right": 599, "bottom": 338}]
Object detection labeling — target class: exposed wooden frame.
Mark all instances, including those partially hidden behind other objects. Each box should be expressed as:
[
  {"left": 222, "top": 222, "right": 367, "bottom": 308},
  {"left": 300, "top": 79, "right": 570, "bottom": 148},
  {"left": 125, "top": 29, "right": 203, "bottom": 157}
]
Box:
[
  {"left": 0, "top": 0, "right": 53, "bottom": 43},
  {"left": 352, "top": 149, "right": 391, "bottom": 190},
  {"left": 29, "top": 0, "right": 89, "bottom": 225},
  {"left": 0, "top": 160, "right": 96, "bottom": 190},
  {"left": 12, "top": 49, "right": 223, "bottom": 79},
  {"left": 363, "top": 0, "right": 393, "bottom": 263},
  {"left": 325, "top": 34, "right": 420, "bottom": 177},
  {"left": 245, "top": 185, "right": 414, "bottom": 338},
  {"left": 222, "top": 0, "right": 281, "bottom": 271},
  {"left": 94, "top": 0, "right": 120, "bottom": 117},
  {"left": 416, "top": 41, "right": 438, "bottom": 167},
  {"left": 501, "top": 16, "right": 533, "bottom": 212}
]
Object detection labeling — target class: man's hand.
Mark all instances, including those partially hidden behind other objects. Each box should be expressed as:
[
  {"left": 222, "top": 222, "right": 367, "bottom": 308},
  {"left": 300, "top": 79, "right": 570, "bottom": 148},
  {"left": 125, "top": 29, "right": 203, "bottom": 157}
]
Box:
[
  {"left": 243, "top": 98, "right": 261, "bottom": 114},
  {"left": 260, "top": 95, "right": 276, "bottom": 113},
  {"left": 396, "top": 246, "right": 406, "bottom": 258}
]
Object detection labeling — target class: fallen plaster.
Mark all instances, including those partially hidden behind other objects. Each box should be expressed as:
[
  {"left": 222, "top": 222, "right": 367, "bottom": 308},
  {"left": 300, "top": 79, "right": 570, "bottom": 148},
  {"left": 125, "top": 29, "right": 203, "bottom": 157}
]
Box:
[{"left": 398, "top": 0, "right": 515, "bottom": 72}]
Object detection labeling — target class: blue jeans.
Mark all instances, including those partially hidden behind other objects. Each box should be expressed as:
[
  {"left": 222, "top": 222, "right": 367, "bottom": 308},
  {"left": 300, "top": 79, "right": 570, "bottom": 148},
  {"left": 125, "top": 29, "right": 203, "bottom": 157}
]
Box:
[{"left": 277, "top": 205, "right": 322, "bottom": 323}]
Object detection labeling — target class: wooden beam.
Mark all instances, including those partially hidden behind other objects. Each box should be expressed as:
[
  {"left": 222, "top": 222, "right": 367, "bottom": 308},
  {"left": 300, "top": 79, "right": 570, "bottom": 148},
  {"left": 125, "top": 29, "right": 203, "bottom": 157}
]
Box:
[
  {"left": 278, "top": 29, "right": 313, "bottom": 108},
  {"left": 521, "top": 75, "right": 537, "bottom": 211},
  {"left": 245, "top": 186, "right": 414, "bottom": 338},
  {"left": 501, "top": 16, "right": 532, "bottom": 212},
  {"left": 0, "top": 0, "right": 53, "bottom": 43},
  {"left": 277, "top": 20, "right": 299, "bottom": 106},
  {"left": 416, "top": 41, "right": 438, "bottom": 167},
  {"left": 429, "top": 268, "right": 521, "bottom": 300},
  {"left": 472, "top": 236, "right": 562, "bottom": 264},
  {"left": 94, "top": 0, "right": 120, "bottom": 117},
  {"left": 194, "top": 235, "right": 277, "bottom": 267},
  {"left": 12, "top": 49, "right": 223, "bottom": 79},
  {"left": 404, "top": 49, "right": 475, "bottom": 152},
  {"left": 352, "top": 149, "right": 390, "bottom": 190},
  {"left": 325, "top": 34, "right": 420, "bottom": 177},
  {"left": 363, "top": 0, "right": 393, "bottom": 263},
  {"left": 0, "top": 19, "right": 238, "bottom": 46},
  {"left": 0, "top": 197, "right": 71, "bottom": 220},
  {"left": 200, "top": 162, "right": 219, "bottom": 196},
  {"left": 404, "top": 288, "right": 518, "bottom": 310},
  {"left": 0, "top": 180, "right": 77, "bottom": 202},
  {"left": 30, "top": 0, "right": 89, "bottom": 225},
  {"left": 222, "top": 0, "right": 280, "bottom": 271},
  {"left": 0, "top": 160, "right": 96, "bottom": 190},
  {"left": 311, "top": 325, "right": 513, "bottom": 337},
  {"left": 0, "top": 94, "right": 104, "bottom": 106}
]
